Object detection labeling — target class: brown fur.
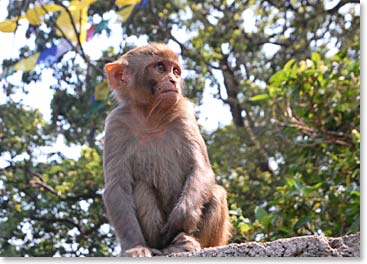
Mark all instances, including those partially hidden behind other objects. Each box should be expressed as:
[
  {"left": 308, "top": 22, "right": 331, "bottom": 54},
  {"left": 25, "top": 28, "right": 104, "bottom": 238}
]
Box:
[{"left": 103, "top": 43, "right": 232, "bottom": 257}]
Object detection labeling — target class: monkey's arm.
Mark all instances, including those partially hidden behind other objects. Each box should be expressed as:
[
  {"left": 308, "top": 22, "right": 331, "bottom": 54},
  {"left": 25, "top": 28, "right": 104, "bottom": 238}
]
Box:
[
  {"left": 103, "top": 113, "right": 147, "bottom": 254},
  {"left": 161, "top": 133, "right": 215, "bottom": 245},
  {"left": 103, "top": 179, "right": 147, "bottom": 252},
  {"left": 103, "top": 177, "right": 146, "bottom": 247}
]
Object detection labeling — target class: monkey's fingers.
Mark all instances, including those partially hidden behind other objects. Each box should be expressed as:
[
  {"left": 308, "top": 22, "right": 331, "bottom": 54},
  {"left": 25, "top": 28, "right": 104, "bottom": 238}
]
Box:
[
  {"left": 150, "top": 248, "right": 163, "bottom": 256},
  {"left": 162, "top": 232, "right": 201, "bottom": 255},
  {"left": 123, "top": 246, "right": 153, "bottom": 257}
]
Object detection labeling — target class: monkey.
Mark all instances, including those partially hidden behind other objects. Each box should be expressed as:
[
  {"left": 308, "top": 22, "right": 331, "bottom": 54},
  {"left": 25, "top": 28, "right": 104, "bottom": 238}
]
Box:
[{"left": 103, "top": 43, "right": 232, "bottom": 257}]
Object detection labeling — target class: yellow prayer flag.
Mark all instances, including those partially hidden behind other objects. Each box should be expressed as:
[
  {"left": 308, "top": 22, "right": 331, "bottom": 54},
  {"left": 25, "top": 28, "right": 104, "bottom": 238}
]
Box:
[
  {"left": 115, "top": 0, "right": 141, "bottom": 6},
  {"left": 0, "top": 19, "right": 17, "bottom": 33},
  {"left": 0, "top": 1, "right": 95, "bottom": 32},
  {"left": 117, "top": 5, "right": 135, "bottom": 22},
  {"left": 26, "top": 8, "right": 42, "bottom": 25},
  {"left": 14, "top": 53, "right": 40, "bottom": 72},
  {"left": 26, "top": 4, "right": 63, "bottom": 25},
  {"left": 94, "top": 80, "right": 110, "bottom": 101},
  {"left": 69, "top": 0, "right": 97, "bottom": 11},
  {"left": 56, "top": 0, "right": 89, "bottom": 44}
]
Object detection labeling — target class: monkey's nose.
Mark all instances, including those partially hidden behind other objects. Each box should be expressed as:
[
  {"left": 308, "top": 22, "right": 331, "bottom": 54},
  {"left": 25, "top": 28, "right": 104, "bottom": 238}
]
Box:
[{"left": 170, "top": 79, "right": 176, "bottom": 85}]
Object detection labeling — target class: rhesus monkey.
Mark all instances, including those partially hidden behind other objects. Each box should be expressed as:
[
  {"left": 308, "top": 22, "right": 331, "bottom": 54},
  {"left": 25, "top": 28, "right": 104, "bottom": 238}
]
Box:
[{"left": 103, "top": 43, "right": 232, "bottom": 257}]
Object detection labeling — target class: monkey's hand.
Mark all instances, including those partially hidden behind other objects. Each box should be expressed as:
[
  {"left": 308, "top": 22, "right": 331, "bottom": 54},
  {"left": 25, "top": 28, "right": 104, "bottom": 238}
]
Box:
[
  {"left": 162, "top": 232, "right": 201, "bottom": 255},
  {"left": 121, "top": 246, "right": 162, "bottom": 257},
  {"left": 161, "top": 204, "right": 200, "bottom": 247}
]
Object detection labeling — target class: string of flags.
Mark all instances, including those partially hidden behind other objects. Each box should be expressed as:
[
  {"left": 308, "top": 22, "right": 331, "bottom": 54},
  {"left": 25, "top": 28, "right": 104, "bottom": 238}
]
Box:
[
  {"left": 84, "top": 81, "right": 109, "bottom": 120},
  {"left": 0, "top": 0, "right": 96, "bottom": 34},
  {"left": 0, "top": 0, "right": 148, "bottom": 74},
  {"left": 1, "top": 20, "right": 105, "bottom": 77},
  {"left": 0, "top": 0, "right": 149, "bottom": 107},
  {"left": 0, "top": 0, "right": 147, "bottom": 33}
]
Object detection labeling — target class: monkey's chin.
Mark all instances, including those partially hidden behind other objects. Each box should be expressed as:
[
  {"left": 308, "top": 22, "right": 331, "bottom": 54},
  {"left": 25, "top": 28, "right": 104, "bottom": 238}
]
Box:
[{"left": 158, "top": 92, "right": 180, "bottom": 107}]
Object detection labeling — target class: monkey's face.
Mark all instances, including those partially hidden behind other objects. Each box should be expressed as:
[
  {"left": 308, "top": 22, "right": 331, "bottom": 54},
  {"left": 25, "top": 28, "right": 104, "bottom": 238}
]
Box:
[
  {"left": 139, "top": 59, "right": 183, "bottom": 107},
  {"left": 105, "top": 44, "right": 184, "bottom": 109}
]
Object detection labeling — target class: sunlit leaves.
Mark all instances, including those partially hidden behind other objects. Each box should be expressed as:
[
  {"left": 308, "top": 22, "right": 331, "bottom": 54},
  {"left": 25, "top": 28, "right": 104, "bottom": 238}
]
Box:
[
  {"left": 248, "top": 93, "right": 270, "bottom": 102},
  {"left": 0, "top": 102, "right": 48, "bottom": 157}
]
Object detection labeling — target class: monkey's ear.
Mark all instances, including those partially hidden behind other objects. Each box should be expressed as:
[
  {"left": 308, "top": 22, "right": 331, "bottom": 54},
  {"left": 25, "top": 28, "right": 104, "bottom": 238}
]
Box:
[{"left": 105, "top": 60, "right": 127, "bottom": 90}]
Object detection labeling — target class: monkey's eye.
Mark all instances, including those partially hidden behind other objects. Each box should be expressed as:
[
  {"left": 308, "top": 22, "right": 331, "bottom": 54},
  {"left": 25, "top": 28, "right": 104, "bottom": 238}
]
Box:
[
  {"left": 173, "top": 67, "right": 181, "bottom": 76},
  {"left": 155, "top": 62, "right": 166, "bottom": 73}
]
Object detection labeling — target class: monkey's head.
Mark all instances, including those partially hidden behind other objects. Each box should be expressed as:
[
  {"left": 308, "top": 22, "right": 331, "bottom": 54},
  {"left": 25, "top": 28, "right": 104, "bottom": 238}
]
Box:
[{"left": 105, "top": 43, "right": 184, "bottom": 109}]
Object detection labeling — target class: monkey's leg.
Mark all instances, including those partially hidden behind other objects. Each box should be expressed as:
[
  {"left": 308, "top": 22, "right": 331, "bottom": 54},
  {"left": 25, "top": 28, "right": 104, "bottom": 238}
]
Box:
[
  {"left": 133, "top": 181, "right": 165, "bottom": 252},
  {"left": 195, "top": 184, "right": 233, "bottom": 247}
]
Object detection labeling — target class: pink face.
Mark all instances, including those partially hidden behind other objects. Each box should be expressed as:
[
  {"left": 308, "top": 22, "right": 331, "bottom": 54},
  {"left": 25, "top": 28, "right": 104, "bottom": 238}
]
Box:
[
  {"left": 104, "top": 46, "right": 184, "bottom": 108},
  {"left": 140, "top": 59, "right": 183, "bottom": 106}
]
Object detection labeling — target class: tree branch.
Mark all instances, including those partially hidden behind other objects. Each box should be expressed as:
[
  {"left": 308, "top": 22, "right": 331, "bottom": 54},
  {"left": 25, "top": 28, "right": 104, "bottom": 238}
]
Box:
[
  {"left": 38, "top": 1, "right": 103, "bottom": 75},
  {"left": 275, "top": 102, "right": 353, "bottom": 147},
  {"left": 31, "top": 215, "right": 81, "bottom": 230},
  {"left": 30, "top": 173, "right": 59, "bottom": 196},
  {"left": 326, "top": 0, "right": 360, "bottom": 14},
  {"left": 53, "top": 0, "right": 87, "bottom": 60}
]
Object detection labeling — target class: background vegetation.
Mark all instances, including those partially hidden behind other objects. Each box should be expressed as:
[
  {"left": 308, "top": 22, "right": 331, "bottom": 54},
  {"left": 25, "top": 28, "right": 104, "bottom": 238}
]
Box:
[{"left": 0, "top": 0, "right": 360, "bottom": 256}]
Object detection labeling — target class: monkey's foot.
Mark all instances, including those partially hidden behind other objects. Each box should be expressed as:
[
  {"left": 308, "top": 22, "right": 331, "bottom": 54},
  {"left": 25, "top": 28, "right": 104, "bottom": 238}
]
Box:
[
  {"left": 162, "top": 232, "right": 201, "bottom": 255},
  {"left": 121, "top": 246, "right": 162, "bottom": 257}
]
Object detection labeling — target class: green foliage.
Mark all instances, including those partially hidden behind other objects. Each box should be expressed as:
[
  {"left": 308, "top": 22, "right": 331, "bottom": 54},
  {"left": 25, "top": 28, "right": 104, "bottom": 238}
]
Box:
[
  {"left": 0, "top": 102, "right": 48, "bottom": 156},
  {"left": 0, "top": 0, "right": 360, "bottom": 256},
  {"left": 221, "top": 51, "right": 360, "bottom": 242}
]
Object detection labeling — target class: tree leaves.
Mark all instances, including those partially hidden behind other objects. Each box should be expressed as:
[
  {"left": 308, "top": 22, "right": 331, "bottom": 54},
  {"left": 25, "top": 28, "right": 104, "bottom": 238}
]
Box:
[
  {"left": 0, "top": 0, "right": 360, "bottom": 256},
  {"left": 249, "top": 94, "right": 270, "bottom": 102}
]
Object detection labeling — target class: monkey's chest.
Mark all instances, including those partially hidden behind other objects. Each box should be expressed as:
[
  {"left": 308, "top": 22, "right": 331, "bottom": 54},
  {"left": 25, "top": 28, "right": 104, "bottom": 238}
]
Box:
[{"left": 131, "top": 135, "right": 191, "bottom": 207}]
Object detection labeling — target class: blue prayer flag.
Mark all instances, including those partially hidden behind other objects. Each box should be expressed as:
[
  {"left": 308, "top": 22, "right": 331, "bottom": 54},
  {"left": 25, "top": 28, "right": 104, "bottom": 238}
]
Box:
[{"left": 37, "top": 45, "right": 58, "bottom": 64}]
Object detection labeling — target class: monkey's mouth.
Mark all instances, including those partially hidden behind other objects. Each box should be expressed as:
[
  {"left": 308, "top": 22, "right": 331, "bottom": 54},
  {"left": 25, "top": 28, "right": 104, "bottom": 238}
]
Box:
[{"left": 160, "top": 89, "right": 178, "bottom": 94}]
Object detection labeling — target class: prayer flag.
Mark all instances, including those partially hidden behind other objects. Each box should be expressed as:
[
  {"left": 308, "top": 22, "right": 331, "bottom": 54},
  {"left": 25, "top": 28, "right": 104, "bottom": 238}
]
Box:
[
  {"left": 86, "top": 25, "right": 95, "bottom": 41},
  {"left": 37, "top": 45, "right": 58, "bottom": 64},
  {"left": 94, "top": 20, "right": 109, "bottom": 34},
  {"left": 14, "top": 53, "right": 40, "bottom": 72},
  {"left": 55, "top": 0, "right": 91, "bottom": 44},
  {"left": 94, "top": 80, "right": 109, "bottom": 101},
  {"left": 137, "top": 0, "right": 149, "bottom": 7},
  {"left": 0, "top": 19, "right": 17, "bottom": 33},
  {"left": 117, "top": 5, "right": 135, "bottom": 22},
  {"left": 56, "top": 39, "right": 72, "bottom": 58},
  {"left": 115, "top": 0, "right": 141, "bottom": 6},
  {"left": 26, "top": 4, "right": 63, "bottom": 25}
]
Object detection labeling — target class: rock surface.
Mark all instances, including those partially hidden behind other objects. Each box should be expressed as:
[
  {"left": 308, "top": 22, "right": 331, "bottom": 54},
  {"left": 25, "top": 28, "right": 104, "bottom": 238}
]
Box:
[{"left": 168, "top": 233, "right": 360, "bottom": 257}]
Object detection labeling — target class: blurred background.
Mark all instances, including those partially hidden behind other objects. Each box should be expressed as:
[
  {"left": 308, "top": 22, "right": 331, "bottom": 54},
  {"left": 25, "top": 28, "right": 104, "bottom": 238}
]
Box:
[{"left": 0, "top": 0, "right": 360, "bottom": 257}]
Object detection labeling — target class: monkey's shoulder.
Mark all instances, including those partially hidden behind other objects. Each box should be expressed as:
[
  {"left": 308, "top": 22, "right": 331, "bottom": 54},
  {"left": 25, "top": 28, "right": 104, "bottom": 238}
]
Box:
[{"left": 105, "top": 106, "right": 133, "bottom": 131}]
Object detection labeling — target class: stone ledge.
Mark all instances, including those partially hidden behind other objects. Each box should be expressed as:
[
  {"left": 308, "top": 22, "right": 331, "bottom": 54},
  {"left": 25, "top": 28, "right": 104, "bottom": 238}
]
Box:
[{"left": 168, "top": 233, "right": 360, "bottom": 257}]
